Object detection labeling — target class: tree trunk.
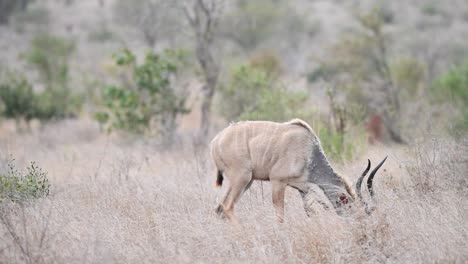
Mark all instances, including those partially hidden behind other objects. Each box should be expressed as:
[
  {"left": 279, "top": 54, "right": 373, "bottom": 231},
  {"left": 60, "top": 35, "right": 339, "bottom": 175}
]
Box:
[{"left": 196, "top": 37, "right": 219, "bottom": 139}]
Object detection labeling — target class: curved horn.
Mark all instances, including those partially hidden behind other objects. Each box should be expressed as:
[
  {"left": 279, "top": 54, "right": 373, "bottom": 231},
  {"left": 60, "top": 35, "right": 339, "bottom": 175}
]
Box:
[
  {"left": 366, "top": 156, "right": 388, "bottom": 197},
  {"left": 355, "top": 159, "right": 371, "bottom": 201}
]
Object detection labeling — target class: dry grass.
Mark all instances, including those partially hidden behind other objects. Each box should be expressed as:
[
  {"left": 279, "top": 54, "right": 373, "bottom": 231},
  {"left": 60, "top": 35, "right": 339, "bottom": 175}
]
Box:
[{"left": 0, "top": 120, "right": 467, "bottom": 263}]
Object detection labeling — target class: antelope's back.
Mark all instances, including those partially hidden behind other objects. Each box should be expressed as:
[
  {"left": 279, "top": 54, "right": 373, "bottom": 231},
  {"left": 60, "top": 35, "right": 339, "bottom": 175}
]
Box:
[{"left": 210, "top": 120, "right": 318, "bottom": 177}]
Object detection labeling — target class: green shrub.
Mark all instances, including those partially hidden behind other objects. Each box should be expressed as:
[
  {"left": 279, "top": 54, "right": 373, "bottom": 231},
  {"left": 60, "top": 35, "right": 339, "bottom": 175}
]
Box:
[
  {"left": 0, "top": 70, "right": 82, "bottom": 122},
  {"left": 239, "top": 88, "right": 310, "bottom": 122},
  {"left": 317, "top": 126, "right": 355, "bottom": 163},
  {"left": 316, "top": 87, "right": 367, "bottom": 163},
  {"left": 35, "top": 87, "right": 83, "bottom": 120},
  {"left": 248, "top": 50, "right": 282, "bottom": 78},
  {"left": 25, "top": 34, "right": 75, "bottom": 87},
  {"left": 0, "top": 161, "right": 50, "bottom": 203},
  {"left": 218, "top": 64, "right": 270, "bottom": 120},
  {"left": 432, "top": 62, "right": 468, "bottom": 134},
  {"left": 218, "top": 62, "right": 365, "bottom": 162},
  {"left": 218, "top": 63, "right": 311, "bottom": 122},
  {"left": 0, "top": 73, "right": 37, "bottom": 122},
  {"left": 390, "top": 57, "right": 425, "bottom": 98},
  {"left": 95, "top": 49, "right": 190, "bottom": 136},
  {"left": 23, "top": 34, "right": 82, "bottom": 119}
]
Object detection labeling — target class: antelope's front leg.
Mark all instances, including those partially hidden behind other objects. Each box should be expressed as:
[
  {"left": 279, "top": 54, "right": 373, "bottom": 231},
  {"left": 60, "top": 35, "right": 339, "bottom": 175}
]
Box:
[{"left": 271, "top": 182, "right": 286, "bottom": 223}]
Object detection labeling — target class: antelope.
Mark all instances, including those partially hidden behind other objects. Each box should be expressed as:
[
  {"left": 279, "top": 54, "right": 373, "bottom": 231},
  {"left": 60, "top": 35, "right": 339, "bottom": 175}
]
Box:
[{"left": 210, "top": 119, "right": 387, "bottom": 222}]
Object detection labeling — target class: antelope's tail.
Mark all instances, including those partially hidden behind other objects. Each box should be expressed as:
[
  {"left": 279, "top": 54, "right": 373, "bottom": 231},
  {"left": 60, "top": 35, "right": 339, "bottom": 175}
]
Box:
[{"left": 215, "top": 170, "right": 223, "bottom": 188}]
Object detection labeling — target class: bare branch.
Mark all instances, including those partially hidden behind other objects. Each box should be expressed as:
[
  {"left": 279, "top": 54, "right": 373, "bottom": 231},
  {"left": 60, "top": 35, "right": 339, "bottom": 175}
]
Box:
[{"left": 182, "top": 1, "right": 198, "bottom": 28}]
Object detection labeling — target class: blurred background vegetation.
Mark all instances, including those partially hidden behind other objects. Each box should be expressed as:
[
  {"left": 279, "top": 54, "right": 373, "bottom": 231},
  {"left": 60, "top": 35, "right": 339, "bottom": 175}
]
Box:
[{"left": 0, "top": 0, "right": 467, "bottom": 162}]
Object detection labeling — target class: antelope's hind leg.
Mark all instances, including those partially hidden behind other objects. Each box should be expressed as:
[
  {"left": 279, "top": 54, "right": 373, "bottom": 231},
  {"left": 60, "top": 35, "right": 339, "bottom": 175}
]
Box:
[
  {"left": 215, "top": 186, "right": 231, "bottom": 218},
  {"left": 219, "top": 170, "right": 252, "bottom": 223}
]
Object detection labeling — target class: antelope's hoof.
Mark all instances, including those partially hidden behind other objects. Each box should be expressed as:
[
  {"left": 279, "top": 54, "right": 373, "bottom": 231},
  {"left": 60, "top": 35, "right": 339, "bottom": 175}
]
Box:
[{"left": 215, "top": 205, "right": 225, "bottom": 218}]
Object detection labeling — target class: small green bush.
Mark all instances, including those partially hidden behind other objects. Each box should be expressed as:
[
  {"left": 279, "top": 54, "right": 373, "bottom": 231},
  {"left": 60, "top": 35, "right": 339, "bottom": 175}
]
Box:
[
  {"left": 390, "top": 57, "right": 425, "bottom": 98},
  {"left": 0, "top": 73, "right": 37, "bottom": 122},
  {"left": 0, "top": 162, "right": 50, "bottom": 203},
  {"left": 95, "top": 49, "right": 190, "bottom": 136},
  {"left": 432, "top": 62, "right": 468, "bottom": 134},
  {"left": 218, "top": 65, "right": 270, "bottom": 120},
  {"left": 316, "top": 125, "right": 365, "bottom": 163},
  {"left": 239, "top": 88, "right": 310, "bottom": 122},
  {"left": 219, "top": 63, "right": 310, "bottom": 122},
  {"left": 0, "top": 70, "right": 82, "bottom": 122},
  {"left": 25, "top": 34, "right": 75, "bottom": 87},
  {"left": 248, "top": 50, "right": 282, "bottom": 78},
  {"left": 22, "top": 34, "right": 83, "bottom": 119}
]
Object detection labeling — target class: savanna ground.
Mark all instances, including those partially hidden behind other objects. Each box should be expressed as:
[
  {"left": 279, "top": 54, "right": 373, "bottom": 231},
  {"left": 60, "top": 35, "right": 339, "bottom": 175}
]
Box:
[
  {"left": 0, "top": 120, "right": 467, "bottom": 263},
  {"left": 1, "top": 0, "right": 468, "bottom": 263}
]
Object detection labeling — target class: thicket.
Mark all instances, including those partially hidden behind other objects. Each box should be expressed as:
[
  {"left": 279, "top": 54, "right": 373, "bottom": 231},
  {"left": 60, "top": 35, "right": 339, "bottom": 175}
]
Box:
[
  {"left": 218, "top": 54, "right": 362, "bottom": 162},
  {"left": 218, "top": 54, "right": 309, "bottom": 122},
  {"left": 0, "top": 74, "right": 37, "bottom": 123},
  {"left": 432, "top": 62, "right": 468, "bottom": 135},
  {"left": 0, "top": 35, "right": 82, "bottom": 123},
  {"left": 94, "top": 49, "right": 190, "bottom": 138},
  {"left": 309, "top": 7, "right": 433, "bottom": 144}
]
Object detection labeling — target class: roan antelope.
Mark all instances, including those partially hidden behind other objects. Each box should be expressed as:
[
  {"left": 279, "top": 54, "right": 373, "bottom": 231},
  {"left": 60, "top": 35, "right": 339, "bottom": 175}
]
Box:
[{"left": 210, "top": 119, "right": 387, "bottom": 222}]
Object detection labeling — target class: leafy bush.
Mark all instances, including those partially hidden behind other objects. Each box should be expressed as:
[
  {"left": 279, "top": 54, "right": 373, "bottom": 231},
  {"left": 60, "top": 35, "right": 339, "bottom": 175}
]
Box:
[
  {"left": 218, "top": 64, "right": 270, "bottom": 120},
  {"left": 248, "top": 50, "right": 282, "bottom": 78},
  {"left": 317, "top": 126, "right": 358, "bottom": 163},
  {"left": 218, "top": 63, "right": 311, "bottom": 122},
  {"left": 0, "top": 162, "right": 50, "bottom": 203},
  {"left": 390, "top": 57, "right": 425, "bottom": 98},
  {"left": 319, "top": 87, "right": 367, "bottom": 163},
  {"left": 0, "top": 73, "right": 37, "bottom": 122},
  {"left": 320, "top": 8, "right": 429, "bottom": 143},
  {"left": 0, "top": 35, "right": 82, "bottom": 122},
  {"left": 0, "top": 71, "right": 83, "bottom": 122},
  {"left": 432, "top": 62, "right": 468, "bottom": 134},
  {"left": 95, "top": 49, "right": 190, "bottom": 136},
  {"left": 23, "top": 34, "right": 82, "bottom": 119},
  {"left": 25, "top": 34, "right": 75, "bottom": 87},
  {"left": 239, "top": 88, "right": 310, "bottom": 122}
]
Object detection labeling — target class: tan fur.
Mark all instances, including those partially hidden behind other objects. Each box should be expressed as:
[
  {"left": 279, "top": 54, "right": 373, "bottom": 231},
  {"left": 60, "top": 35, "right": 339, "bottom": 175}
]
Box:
[{"left": 210, "top": 119, "right": 354, "bottom": 222}]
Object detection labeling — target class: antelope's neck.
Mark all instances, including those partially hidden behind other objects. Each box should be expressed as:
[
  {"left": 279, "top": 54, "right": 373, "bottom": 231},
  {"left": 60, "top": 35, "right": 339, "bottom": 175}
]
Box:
[{"left": 307, "top": 147, "right": 345, "bottom": 197}]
